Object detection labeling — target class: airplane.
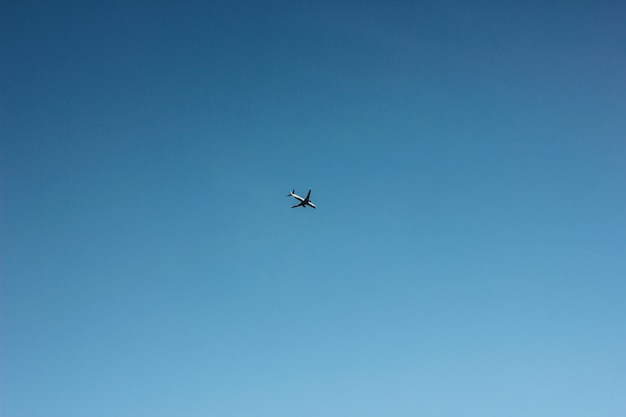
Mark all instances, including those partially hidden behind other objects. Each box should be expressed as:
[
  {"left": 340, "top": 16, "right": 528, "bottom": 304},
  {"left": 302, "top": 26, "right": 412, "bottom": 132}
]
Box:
[{"left": 286, "top": 189, "right": 316, "bottom": 209}]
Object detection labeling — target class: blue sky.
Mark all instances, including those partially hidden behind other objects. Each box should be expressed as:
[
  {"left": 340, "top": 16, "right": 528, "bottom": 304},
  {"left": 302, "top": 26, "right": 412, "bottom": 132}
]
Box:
[{"left": 2, "top": 1, "right": 625, "bottom": 416}]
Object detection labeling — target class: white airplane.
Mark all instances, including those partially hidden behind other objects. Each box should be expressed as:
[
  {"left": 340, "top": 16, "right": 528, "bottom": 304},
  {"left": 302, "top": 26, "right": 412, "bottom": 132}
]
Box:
[{"left": 286, "top": 189, "right": 316, "bottom": 209}]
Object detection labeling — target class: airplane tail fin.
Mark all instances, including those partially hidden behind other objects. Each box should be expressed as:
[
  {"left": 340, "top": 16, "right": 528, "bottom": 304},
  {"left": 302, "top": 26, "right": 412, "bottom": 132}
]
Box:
[{"left": 286, "top": 189, "right": 295, "bottom": 196}]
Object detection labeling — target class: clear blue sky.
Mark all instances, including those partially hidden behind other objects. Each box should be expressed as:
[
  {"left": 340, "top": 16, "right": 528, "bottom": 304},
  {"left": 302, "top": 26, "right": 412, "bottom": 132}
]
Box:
[{"left": 2, "top": 1, "right": 625, "bottom": 416}]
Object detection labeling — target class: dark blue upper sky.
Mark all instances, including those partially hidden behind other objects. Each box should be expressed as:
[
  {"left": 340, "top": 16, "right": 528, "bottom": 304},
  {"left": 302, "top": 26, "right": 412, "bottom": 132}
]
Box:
[{"left": 2, "top": 1, "right": 625, "bottom": 416}]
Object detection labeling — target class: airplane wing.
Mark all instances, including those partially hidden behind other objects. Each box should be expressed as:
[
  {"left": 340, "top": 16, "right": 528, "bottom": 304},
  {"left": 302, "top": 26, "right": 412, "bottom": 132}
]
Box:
[
  {"left": 305, "top": 189, "right": 311, "bottom": 200},
  {"left": 291, "top": 202, "right": 305, "bottom": 208}
]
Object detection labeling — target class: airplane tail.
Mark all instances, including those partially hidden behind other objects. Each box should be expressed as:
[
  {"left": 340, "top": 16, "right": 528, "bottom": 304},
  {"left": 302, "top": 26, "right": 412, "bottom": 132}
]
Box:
[{"left": 286, "top": 189, "right": 295, "bottom": 196}]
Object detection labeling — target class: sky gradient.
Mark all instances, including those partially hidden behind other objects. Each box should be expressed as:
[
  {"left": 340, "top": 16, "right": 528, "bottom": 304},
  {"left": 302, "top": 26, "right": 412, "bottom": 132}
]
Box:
[{"left": 2, "top": 1, "right": 626, "bottom": 416}]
